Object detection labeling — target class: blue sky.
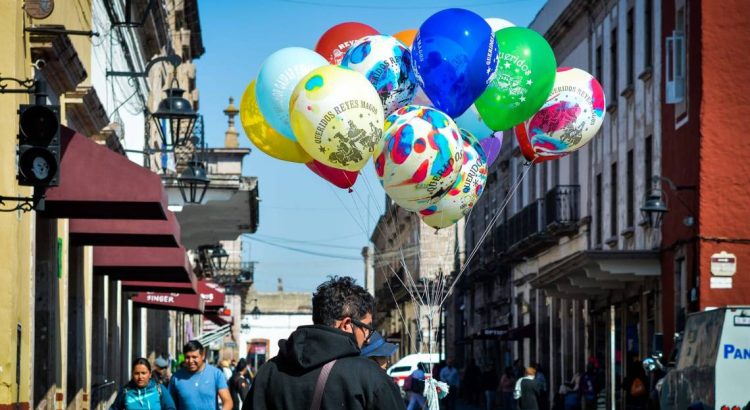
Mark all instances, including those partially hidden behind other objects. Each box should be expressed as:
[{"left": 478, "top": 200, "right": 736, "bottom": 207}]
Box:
[{"left": 196, "top": 0, "right": 546, "bottom": 292}]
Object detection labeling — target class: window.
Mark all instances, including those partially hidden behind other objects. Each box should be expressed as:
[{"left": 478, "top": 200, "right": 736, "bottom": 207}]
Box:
[
  {"left": 595, "top": 45, "right": 603, "bottom": 85},
  {"left": 611, "top": 162, "right": 618, "bottom": 236},
  {"left": 610, "top": 27, "right": 618, "bottom": 97},
  {"left": 645, "top": 136, "right": 653, "bottom": 188},
  {"left": 541, "top": 162, "right": 549, "bottom": 195},
  {"left": 571, "top": 151, "right": 580, "bottom": 185},
  {"left": 645, "top": 0, "right": 653, "bottom": 69},
  {"left": 627, "top": 150, "right": 634, "bottom": 227},
  {"left": 627, "top": 8, "right": 634, "bottom": 86},
  {"left": 596, "top": 173, "right": 603, "bottom": 244},
  {"left": 674, "top": 4, "right": 688, "bottom": 121},
  {"left": 675, "top": 257, "right": 687, "bottom": 329}
]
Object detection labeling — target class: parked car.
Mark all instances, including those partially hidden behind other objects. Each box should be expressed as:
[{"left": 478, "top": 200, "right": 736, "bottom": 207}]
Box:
[{"left": 386, "top": 353, "right": 442, "bottom": 389}]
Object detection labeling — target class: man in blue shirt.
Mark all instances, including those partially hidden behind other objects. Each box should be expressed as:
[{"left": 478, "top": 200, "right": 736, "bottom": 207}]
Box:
[{"left": 169, "top": 341, "right": 233, "bottom": 410}]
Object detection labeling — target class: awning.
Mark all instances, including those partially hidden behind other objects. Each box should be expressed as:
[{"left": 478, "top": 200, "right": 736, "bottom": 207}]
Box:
[
  {"left": 41, "top": 126, "right": 168, "bottom": 220},
  {"left": 70, "top": 211, "right": 180, "bottom": 247},
  {"left": 121, "top": 280, "right": 197, "bottom": 295},
  {"left": 93, "top": 246, "right": 196, "bottom": 288},
  {"left": 502, "top": 323, "right": 535, "bottom": 341},
  {"left": 530, "top": 250, "right": 660, "bottom": 300},
  {"left": 198, "top": 280, "right": 225, "bottom": 311},
  {"left": 204, "top": 313, "right": 231, "bottom": 327},
  {"left": 196, "top": 324, "right": 231, "bottom": 346},
  {"left": 132, "top": 292, "right": 204, "bottom": 314}
]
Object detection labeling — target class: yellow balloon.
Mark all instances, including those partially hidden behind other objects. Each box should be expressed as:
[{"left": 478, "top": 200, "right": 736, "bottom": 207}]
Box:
[
  {"left": 290, "top": 65, "right": 384, "bottom": 172},
  {"left": 240, "top": 81, "right": 311, "bottom": 163}
]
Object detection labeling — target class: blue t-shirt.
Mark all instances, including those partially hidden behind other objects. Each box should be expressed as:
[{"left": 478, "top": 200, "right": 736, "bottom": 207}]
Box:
[{"left": 169, "top": 365, "right": 228, "bottom": 410}]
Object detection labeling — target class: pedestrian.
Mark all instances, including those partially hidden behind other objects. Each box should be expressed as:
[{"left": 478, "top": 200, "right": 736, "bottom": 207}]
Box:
[
  {"left": 242, "top": 276, "right": 404, "bottom": 409},
  {"left": 110, "top": 358, "right": 177, "bottom": 410},
  {"left": 513, "top": 359, "right": 525, "bottom": 381},
  {"left": 152, "top": 356, "right": 171, "bottom": 387},
  {"left": 463, "top": 359, "right": 481, "bottom": 405},
  {"left": 439, "top": 359, "right": 460, "bottom": 410},
  {"left": 360, "top": 330, "right": 398, "bottom": 370},
  {"left": 169, "top": 340, "right": 233, "bottom": 410},
  {"left": 515, "top": 367, "right": 541, "bottom": 410},
  {"left": 229, "top": 358, "right": 251, "bottom": 410},
  {"left": 481, "top": 363, "right": 498, "bottom": 410},
  {"left": 533, "top": 363, "right": 549, "bottom": 410},
  {"left": 406, "top": 363, "right": 428, "bottom": 410},
  {"left": 498, "top": 366, "right": 516, "bottom": 410},
  {"left": 580, "top": 364, "right": 597, "bottom": 410},
  {"left": 221, "top": 360, "right": 233, "bottom": 381}
]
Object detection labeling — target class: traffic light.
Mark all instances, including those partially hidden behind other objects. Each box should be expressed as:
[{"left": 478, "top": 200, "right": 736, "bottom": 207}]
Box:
[{"left": 17, "top": 104, "right": 60, "bottom": 187}]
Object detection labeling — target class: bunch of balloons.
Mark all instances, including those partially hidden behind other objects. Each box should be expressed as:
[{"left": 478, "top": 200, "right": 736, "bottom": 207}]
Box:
[{"left": 239, "top": 9, "right": 606, "bottom": 230}]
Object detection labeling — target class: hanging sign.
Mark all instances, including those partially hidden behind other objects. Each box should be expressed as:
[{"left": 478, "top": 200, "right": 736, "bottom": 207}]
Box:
[{"left": 711, "top": 251, "right": 737, "bottom": 277}]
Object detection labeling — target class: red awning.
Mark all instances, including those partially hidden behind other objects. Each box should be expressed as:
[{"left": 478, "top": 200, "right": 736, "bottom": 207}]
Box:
[
  {"left": 93, "top": 246, "right": 196, "bottom": 288},
  {"left": 204, "top": 313, "right": 231, "bottom": 327},
  {"left": 121, "top": 280, "right": 197, "bottom": 295},
  {"left": 70, "top": 211, "right": 181, "bottom": 247},
  {"left": 132, "top": 292, "right": 204, "bottom": 314},
  {"left": 198, "top": 280, "right": 226, "bottom": 311},
  {"left": 41, "top": 126, "right": 168, "bottom": 220}
]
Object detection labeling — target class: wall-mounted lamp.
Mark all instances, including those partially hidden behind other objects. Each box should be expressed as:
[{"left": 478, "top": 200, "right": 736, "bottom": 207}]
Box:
[
  {"left": 210, "top": 244, "right": 230, "bottom": 272},
  {"left": 640, "top": 175, "right": 696, "bottom": 228}
]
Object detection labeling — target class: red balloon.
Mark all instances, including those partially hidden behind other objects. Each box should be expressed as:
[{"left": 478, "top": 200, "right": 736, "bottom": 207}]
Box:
[
  {"left": 306, "top": 160, "right": 359, "bottom": 190},
  {"left": 514, "top": 123, "right": 564, "bottom": 163},
  {"left": 315, "top": 22, "right": 379, "bottom": 64}
]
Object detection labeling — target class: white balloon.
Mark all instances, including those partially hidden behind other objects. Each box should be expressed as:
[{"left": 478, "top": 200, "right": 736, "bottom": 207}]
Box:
[{"left": 486, "top": 18, "right": 515, "bottom": 33}]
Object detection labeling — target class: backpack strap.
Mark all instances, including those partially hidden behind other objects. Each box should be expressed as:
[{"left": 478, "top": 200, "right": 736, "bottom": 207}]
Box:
[{"left": 310, "top": 360, "right": 337, "bottom": 410}]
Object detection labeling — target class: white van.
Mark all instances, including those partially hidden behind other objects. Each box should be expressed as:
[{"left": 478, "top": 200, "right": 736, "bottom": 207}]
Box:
[
  {"left": 660, "top": 306, "right": 750, "bottom": 410},
  {"left": 386, "top": 353, "right": 442, "bottom": 388}
]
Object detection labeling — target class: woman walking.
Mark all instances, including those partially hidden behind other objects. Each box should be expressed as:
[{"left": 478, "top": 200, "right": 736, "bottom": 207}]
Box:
[{"left": 110, "top": 358, "right": 177, "bottom": 410}]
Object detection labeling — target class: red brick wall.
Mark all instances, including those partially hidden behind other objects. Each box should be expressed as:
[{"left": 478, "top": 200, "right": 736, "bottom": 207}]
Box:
[{"left": 697, "top": 0, "right": 750, "bottom": 309}]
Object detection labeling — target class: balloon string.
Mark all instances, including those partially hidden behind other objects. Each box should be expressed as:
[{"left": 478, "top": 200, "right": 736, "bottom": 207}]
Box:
[{"left": 438, "top": 160, "right": 533, "bottom": 308}]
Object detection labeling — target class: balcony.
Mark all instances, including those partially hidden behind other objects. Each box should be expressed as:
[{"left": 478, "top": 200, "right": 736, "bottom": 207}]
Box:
[
  {"left": 208, "top": 262, "right": 255, "bottom": 291},
  {"left": 495, "top": 185, "right": 580, "bottom": 260}
]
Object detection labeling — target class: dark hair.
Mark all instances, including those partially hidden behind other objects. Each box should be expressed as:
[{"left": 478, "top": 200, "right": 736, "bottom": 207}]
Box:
[
  {"left": 312, "top": 276, "right": 374, "bottom": 326},
  {"left": 183, "top": 340, "right": 204, "bottom": 354},
  {"left": 132, "top": 357, "right": 151, "bottom": 371},
  {"left": 236, "top": 358, "right": 248, "bottom": 371}
]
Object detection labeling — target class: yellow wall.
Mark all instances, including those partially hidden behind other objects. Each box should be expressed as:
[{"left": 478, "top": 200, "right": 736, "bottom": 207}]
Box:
[
  {"left": 0, "top": 1, "right": 93, "bottom": 407},
  {"left": 0, "top": 1, "right": 35, "bottom": 407}
]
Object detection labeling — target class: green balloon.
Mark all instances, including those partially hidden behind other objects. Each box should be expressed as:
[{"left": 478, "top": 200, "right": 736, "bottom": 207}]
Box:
[{"left": 475, "top": 27, "right": 557, "bottom": 131}]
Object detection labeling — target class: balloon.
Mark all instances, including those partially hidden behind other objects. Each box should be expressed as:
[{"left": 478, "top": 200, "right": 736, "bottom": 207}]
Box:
[
  {"left": 374, "top": 105, "right": 463, "bottom": 211},
  {"left": 479, "top": 131, "right": 503, "bottom": 166},
  {"left": 475, "top": 27, "right": 557, "bottom": 131},
  {"left": 515, "top": 67, "right": 605, "bottom": 161},
  {"left": 306, "top": 160, "right": 359, "bottom": 190},
  {"left": 455, "top": 104, "right": 493, "bottom": 140},
  {"left": 290, "top": 65, "right": 384, "bottom": 172},
  {"left": 411, "top": 8, "right": 498, "bottom": 118},
  {"left": 486, "top": 17, "right": 515, "bottom": 32},
  {"left": 411, "top": 87, "right": 433, "bottom": 106},
  {"left": 315, "top": 22, "right": 379, "bottom": 64},
  {"left": 393, "top": 29, "right": 418, "bottom": 47},
  {"left": 514, "top": 123, "right": 564, "bottom": 163},
  {"left": 341, "top": 35, "right": 418, "bottom": 115},
  {"left": 420, "top": 130, "right": 488, "bottom": 229},
  {"left": 239, "top": 80, "right": 312, "bottom": 163},
  {"left": 256, "top": 47, "right": 329, "bottom": 141}
]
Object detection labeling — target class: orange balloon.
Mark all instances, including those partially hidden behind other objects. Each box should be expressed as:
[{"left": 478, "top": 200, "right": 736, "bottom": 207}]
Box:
[{"left": 393, "top": 29, "right": 418, "bottom": 47}]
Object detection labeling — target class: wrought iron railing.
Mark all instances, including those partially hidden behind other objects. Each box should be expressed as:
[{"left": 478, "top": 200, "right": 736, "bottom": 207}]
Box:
[{"left": 493, "top": 185, "right": 580, "bottom": 257}]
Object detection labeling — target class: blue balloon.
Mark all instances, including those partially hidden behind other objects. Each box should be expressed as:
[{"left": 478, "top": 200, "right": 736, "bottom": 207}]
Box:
[
  {"left": 256, "top": 47, "right": 328, "bottom": 141},
  {"left": 455, "top": 104, "right": 493, "bottom": 140},
  {"left": 411, "top": 9, "right": 498, "bottom": 118}
]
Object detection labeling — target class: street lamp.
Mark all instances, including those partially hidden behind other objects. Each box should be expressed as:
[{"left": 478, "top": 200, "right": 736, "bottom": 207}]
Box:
[
  {"left": 151, "top": 87, "right": 198, "bottom": 148},
  {"left": 210, "top": 244, "right": 229, "bottom": 271},
  {"left": 640, "top": 191, "right": 668, "bottom": 228},
  {"left": 250, "top": 299, "right": 261, "bottom": 320},
  {"left": 177, "top": 157, "right": 209, "bottom": 204}
]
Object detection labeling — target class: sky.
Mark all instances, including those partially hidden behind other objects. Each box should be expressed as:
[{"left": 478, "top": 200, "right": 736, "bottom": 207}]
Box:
[{"left": 196, "top": 0, "right": 546, "bottom": 293}]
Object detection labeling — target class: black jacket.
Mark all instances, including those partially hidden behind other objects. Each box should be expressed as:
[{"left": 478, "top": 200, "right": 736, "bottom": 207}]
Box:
[
  {"left": 242, "top": 325, "right": 404, "bottom": 410},
  {"left": 519, "top": 378, "right": 541, "bottom": 410}
]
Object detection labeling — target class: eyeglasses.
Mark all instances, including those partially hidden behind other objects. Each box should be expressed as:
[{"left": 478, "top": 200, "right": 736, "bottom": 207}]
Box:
[{"left": 351, "top": 318, "right": 375, "bottom": 345}]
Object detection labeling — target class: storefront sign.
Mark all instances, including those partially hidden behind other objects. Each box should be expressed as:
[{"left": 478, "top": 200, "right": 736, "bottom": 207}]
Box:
[
  {"left": 711, "top": 251, "right": 737, "bottom": 277},
  {"left": 710, "top": 277, "right": 733, "bottom": 289}
]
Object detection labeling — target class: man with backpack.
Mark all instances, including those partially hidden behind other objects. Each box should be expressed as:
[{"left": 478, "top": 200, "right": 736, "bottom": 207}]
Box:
[
  {"left": 405, "top": 363, "right": 428, "bottom": 410},
  {"left": 243, "top": 276, "right": 404, "bottom": 409}
]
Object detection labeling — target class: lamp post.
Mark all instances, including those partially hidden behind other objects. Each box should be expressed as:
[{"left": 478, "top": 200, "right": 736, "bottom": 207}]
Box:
[{"left": 210, "top": 244, "right": 229, "bottom": 272}]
